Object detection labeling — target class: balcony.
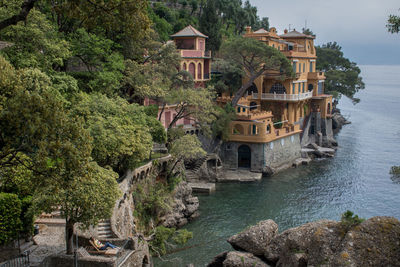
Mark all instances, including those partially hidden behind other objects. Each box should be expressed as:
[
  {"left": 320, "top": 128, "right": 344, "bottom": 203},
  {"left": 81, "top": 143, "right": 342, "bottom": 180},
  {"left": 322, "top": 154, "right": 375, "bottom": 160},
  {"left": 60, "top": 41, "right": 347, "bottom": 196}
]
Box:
[
  {"left": 228, "top": 120, "right": 302, "bottom": 143},
  {"left": 251, "top": 91, "right": 313, "bottom": 101},
  {"left": 180, "top": 50, "right": 211, "bottom": 58}
]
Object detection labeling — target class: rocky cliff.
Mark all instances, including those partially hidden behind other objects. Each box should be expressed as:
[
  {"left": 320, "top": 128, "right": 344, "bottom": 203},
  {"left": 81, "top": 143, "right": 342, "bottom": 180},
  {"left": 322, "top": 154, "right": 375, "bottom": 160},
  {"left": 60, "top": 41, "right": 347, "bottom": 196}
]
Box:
[
  {"left": 208, "top": 216, "right": 400, "bottom": 267},
  {"left": 160, "top": 181, "right": 199, "bottom": 228}
]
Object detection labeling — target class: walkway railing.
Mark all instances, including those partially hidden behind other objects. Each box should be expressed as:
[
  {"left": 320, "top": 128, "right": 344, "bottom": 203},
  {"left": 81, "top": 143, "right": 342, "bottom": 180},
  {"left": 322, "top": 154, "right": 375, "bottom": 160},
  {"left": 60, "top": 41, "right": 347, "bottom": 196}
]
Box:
[
  {"left": 252, "top": 91, "right": 313, "bottom": 101},
  {"left": 0, "top": 251, "right": 30, "bottom": 267}
]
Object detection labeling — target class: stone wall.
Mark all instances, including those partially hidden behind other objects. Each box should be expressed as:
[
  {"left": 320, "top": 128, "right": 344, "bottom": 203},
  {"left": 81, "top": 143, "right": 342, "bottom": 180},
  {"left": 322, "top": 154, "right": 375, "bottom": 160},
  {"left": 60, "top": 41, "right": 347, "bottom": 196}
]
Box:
[
  {"left": 221, "top": 133, "right": 302, "bottom": 174},
  {"left": 112, "top": 156, "right": 171, "bottom": 239}
]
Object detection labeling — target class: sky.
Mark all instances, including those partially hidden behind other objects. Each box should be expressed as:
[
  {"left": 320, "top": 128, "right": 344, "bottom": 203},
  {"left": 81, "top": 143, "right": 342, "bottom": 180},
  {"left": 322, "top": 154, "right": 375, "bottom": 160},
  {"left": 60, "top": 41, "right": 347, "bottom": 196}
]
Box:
[{"left": 249, "top": 0, "right": 400, "bottom": 65}]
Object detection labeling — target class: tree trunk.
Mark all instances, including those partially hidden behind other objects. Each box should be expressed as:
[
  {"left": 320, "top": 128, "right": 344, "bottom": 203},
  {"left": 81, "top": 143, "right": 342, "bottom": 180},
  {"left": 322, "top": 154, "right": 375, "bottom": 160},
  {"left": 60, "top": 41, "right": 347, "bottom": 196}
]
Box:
[
  {"left": 231, "top": 68, "right": 266, "bottom": 107},
  {"left": 65, "top": 219, "right": 75, "bottom": 255},
  {"left": 0, "top": 0, "right": 38, "bottom": 31}
]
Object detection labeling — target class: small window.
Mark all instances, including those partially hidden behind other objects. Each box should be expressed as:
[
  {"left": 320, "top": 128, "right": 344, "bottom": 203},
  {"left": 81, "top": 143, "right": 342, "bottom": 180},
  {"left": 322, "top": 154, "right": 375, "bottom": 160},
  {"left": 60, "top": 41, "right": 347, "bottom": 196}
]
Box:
[
  {"left": 292, "top": 83, "right": 295, "bottom": 94},
  {"left": 242, "top": 107, "right": 246, "bottom": 112},
  {"left": 237, "top": 107, "right": 241, "bottom": 113},
  {"left": 303, "top": 63, "right": 305, "bottom": 72},
  {"left": 252, "top": 125, "right": 257, "bottom": 135}
]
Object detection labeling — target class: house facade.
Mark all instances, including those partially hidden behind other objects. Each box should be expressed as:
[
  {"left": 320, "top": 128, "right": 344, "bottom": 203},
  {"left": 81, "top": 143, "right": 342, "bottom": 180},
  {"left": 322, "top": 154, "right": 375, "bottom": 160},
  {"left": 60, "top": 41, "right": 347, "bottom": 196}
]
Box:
[
  {"left": 155, "top": 25, "right": 211, "bottom": 129},
  {"left": 219, "top": 26, "right": 333, "bottom": 173}
]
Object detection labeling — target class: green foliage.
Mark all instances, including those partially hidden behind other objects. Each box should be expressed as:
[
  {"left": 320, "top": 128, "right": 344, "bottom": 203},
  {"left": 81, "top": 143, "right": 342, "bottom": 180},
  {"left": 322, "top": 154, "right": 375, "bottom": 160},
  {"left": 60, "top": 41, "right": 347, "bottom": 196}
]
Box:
[
  {"left": 387, "top": 13, "right": 400, "bottom": 33},
  {"left": 211, "top": 58, "right": 243, "bottom": 95},
  {"left": 149, "top": 226, "right": 193, "bottom": 256},
  {"left": 316, "top": 42, "right": 365, "bottom": 103},
  {"left": 170, "top": 135, "right": 206, "bottom": 161},
  {"left": 172, "top": 229, "right": 193, "bottom": 244},
  {"left": 20, "top": 196, "right": 34, "bottom": 237},
  {"left": 220, "top": 36, "right": 293, "bottom": 105},
  {"left": 211, "top": 104, "right": 236, "bottom": 141},
  {"left": 390, "top": 166, "right": 400, "bottom": 177},
  {"left": 0, "top": 193, "right": 22, "bottom": 245},
  {"left": 0, "top": 8, "right": 70, "bottom": 71},
  {"left": 199, "top": 0, "right": 222, "bottom": 53},
  {"left": 340, "top": 210, "right": 365, "bottom": 233},
  {"left": 132, "top": 181, "right": 172, "bottom": 231},
  {"left": 68, "top": 28, "right": 124, "bottom": 96},
  {"left": 167, "top": 127, "right": 186, "bottom": 143},
  {"left": 71, "top": 92, "right": 163, "bottom": 173},
  {"left": 150, "top": 226, "right": 176, "bottom": 255}
]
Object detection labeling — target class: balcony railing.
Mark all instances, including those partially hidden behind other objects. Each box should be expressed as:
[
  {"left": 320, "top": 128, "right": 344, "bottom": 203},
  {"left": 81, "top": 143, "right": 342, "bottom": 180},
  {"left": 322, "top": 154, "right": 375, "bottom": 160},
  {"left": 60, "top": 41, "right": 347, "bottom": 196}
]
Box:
[
  {"left": 252, "top": 91, "right": 313, "bottom": 101},
  {"left": 180, "top": 50, "right": 211, "bottom": 58}
]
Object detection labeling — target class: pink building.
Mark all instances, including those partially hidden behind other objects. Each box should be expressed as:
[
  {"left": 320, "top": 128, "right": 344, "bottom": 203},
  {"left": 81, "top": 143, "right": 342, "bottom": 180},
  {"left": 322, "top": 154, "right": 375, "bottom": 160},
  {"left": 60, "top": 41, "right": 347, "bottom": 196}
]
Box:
[{"left": 152, "top": 25, "right": 212, "bottom": 129}]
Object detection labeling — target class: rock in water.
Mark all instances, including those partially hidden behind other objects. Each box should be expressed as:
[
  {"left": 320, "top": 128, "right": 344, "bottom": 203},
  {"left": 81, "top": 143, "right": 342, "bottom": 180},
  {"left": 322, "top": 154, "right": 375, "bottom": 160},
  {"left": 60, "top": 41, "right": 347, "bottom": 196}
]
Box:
[
  {"left": 228, "top": 220, "right": 278, "bottom": 256},
  {"left": 264, "top": 219, "right": 338, "bottom": 264},
  {"left": 223, "top": 251, "right": 270, "bottom": 267}
]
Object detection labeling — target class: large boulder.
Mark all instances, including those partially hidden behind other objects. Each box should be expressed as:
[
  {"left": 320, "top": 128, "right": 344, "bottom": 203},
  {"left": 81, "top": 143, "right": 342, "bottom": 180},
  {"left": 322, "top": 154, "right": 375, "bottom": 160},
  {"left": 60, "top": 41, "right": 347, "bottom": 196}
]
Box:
[
  {"left": 223, "top": 252, "right": 270, "bottom": 267},
  {"left": 264, "top": 220, "right": 338, "bottom": 264},
  {"left": 332, "top": 216, "right": 400, "bottom": 267},
  {"left": 228, "top": 220, "right": 278, "bottom": 256}
]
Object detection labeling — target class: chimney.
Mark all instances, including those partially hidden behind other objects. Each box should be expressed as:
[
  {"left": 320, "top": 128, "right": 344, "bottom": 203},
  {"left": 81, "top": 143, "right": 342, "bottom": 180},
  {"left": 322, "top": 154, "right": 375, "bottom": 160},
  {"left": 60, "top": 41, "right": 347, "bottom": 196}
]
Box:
[
  {"left": 245, "top": 26, "right": 252, "bottom": 34},
  {"left": 284, "top": 29, "right": 288, "bottom": 34}
]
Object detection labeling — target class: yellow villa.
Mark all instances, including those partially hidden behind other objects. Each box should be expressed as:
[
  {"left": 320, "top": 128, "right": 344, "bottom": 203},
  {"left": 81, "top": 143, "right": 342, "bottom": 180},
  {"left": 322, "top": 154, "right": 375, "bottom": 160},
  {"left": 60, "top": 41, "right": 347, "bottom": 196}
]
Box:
[{"left": 219, "top": 26, "right": 334, "bottom": 172}]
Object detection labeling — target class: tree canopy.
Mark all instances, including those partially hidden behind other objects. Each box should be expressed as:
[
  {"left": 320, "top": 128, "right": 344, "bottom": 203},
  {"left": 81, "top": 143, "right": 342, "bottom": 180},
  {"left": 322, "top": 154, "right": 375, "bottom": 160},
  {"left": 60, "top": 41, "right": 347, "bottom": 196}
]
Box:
[
  {"left": 219, "top": 36, "right": 294, "bottom": 106},
  {"left": 316, "top": 42, "right": 365, "bottom": 103},
  {"left": 387, "top": 12, "right": 400, "bottom": 33}
]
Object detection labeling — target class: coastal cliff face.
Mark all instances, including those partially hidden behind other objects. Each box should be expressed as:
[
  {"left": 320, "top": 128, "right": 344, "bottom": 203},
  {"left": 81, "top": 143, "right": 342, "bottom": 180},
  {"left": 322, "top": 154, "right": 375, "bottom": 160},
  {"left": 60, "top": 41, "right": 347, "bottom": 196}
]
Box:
[{"left": 208, "top": 216, "right": 400, "bottom": 267}]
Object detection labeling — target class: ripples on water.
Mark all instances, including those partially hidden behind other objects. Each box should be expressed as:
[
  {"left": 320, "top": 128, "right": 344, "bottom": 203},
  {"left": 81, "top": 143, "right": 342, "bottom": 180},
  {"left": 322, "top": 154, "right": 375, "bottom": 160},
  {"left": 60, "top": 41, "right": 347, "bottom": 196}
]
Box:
[{"left": 155, "top": 65, "right": 400, "bottom": 266}]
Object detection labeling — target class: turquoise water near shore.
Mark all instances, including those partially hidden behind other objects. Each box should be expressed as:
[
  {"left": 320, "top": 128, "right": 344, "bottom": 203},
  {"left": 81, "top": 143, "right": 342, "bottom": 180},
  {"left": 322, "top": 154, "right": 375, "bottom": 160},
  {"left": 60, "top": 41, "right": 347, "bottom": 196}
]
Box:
[{"left": 155, "top": 65, "right": 400, "bottom": 266}]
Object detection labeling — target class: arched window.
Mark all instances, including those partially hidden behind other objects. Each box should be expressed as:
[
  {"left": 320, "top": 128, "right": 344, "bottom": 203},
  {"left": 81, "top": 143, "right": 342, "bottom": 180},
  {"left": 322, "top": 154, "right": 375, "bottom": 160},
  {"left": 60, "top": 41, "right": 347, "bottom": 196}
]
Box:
[
  {"left": 266, "top": 124, "right": 271, "bottom": 134},
  {"left": 237, "top": 107, "right": 241, "bottom": 113},
  {"left": 270, "top": 82, "right": 286, "bottom": 94},
  {"left": 233, "top": 124, "right": 244, "bottom": 135},
  {"left": 189, "top": 63, "right": 195, "bottom": 79},
  {"left": 183, "top": 63, "right": 187, "bottom": 71},
  {"left": 197, "top": 63, "right": 202, "bottom": 80}
]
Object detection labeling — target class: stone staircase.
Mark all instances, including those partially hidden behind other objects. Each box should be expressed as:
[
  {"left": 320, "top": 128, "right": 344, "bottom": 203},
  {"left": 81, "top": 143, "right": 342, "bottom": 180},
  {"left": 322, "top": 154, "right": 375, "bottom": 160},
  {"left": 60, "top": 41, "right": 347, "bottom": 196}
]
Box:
[{"left": 97, "top": 220, "right": 114, "bottom": 239}]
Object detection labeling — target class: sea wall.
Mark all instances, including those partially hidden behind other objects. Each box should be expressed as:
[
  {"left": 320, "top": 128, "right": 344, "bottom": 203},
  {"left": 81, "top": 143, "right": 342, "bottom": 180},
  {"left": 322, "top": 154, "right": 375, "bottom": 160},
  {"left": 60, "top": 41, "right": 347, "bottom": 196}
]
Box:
[{"left": 220, "top": 133, "right": 302, "bottom": 174}]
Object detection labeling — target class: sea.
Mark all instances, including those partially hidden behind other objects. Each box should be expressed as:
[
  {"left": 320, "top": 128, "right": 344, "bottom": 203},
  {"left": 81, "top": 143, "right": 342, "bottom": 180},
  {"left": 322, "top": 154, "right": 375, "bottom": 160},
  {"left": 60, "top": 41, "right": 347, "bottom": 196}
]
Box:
[{"left": 155, "top": 65, "right": 400, "bottom": 266}]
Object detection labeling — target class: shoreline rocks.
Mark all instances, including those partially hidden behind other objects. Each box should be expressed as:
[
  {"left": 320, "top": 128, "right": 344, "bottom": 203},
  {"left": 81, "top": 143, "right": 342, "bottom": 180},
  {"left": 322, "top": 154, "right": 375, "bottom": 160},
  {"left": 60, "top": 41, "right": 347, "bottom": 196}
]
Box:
[
  {"left": 160, "top": 181, "right": 199, "bottom": 228},
  {"left": 208, "top": 216, "right": 400, "bottom": 267}
]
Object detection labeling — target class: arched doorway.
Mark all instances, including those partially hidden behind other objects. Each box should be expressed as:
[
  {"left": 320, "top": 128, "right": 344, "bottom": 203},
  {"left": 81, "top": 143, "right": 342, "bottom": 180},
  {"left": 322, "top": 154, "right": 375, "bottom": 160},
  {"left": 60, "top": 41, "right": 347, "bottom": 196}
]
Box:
[
  {"left": 270, "top": 82, "right": 286, "bottom": 94},
  {"left": 238, "top": 145, "right": 251, "bottom": 168}
]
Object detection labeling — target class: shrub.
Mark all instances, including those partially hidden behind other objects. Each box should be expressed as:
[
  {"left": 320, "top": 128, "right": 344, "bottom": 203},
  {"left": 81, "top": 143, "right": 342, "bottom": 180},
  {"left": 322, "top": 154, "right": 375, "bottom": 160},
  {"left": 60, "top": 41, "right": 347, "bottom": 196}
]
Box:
[
  {"left": 390, "top": 166, "right": 400, "bottom": 177},
  {"left": 340, "top": 210, "right": 364, "bottom": 233},
  {"left": 20, "top": 196, "right": 34, "bottom": 237},
  {"left": 0, "top": 193, "right": 22, "bottom": 245}
]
